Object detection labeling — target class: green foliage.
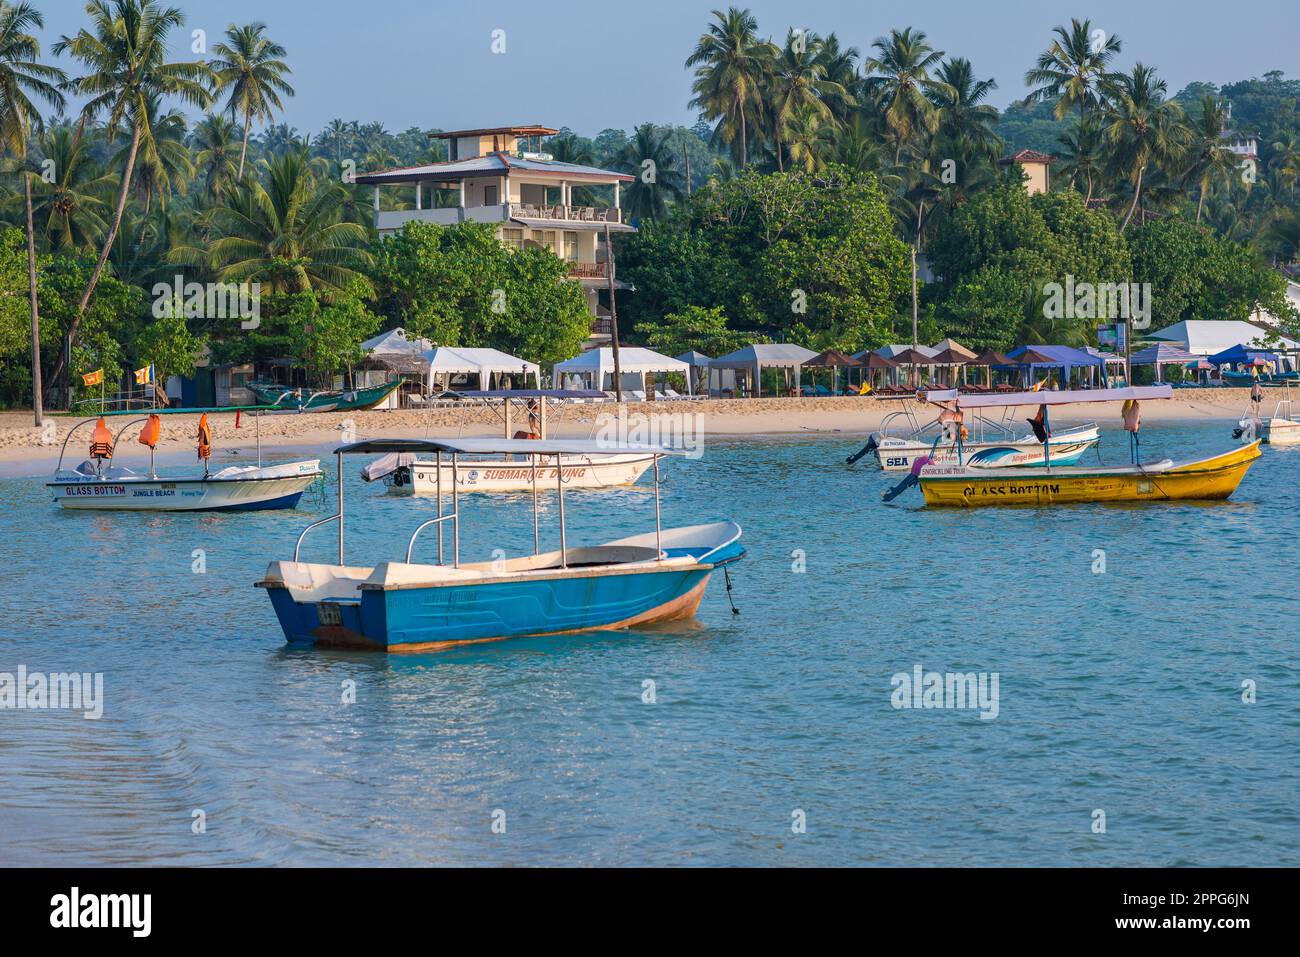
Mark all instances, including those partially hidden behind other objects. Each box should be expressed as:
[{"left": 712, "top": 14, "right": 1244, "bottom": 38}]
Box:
[
  {"left": 369, "top": 221, "right": 591, "bottom": 366},
  {"left": 620, "top": 166, "right": 910, "bottom": 350},
  {"left": 1128, "top": 218, "right": 1299, "bottom": 330},
  {"left": 636, "top": 305, "right": 750, "bottom": 357},
  {"left": 289, "top": 285, "right": 380, "bottom": 386},
  {"left": 133, "top": 310, "right": 207, "bottom": 384}
]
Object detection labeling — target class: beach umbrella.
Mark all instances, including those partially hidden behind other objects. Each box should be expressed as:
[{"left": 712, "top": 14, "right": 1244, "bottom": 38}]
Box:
[
  {"left": 928, "top": 347, "right": 970, "bottom": 387},
  {"left": 805, "top": 349, "right": 864, "bottom": 394},
  {"left": 970, "top": 349, "right": 1015, "bottom": 388}
]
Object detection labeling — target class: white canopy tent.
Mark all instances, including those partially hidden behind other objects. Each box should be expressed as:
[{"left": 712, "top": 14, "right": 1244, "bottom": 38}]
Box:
[
  {"left": 711, "top": 343, "right": 819, "bottom": 397},
  {"left": 424, "top": 346, "right": 540, "bottom": 392},
  {"left": 361, "top": 327, "right": 434, "bottom": 356},
  {"left": 1148, "top": 320, "right": 1300, "bottom": 366},
  {"left": 553, "top": 347, "right": 692, "bottom": 395}
]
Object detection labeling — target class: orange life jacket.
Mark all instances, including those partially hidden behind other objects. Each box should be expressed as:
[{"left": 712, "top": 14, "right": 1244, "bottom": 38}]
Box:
[
  {"left": 139, "top": 414, "right": 161, "bottom": 449},
  {"left": 89, "top": 417, "right": 113, "bottom": 459},
  {"left": 196, "top": 413, "right": 212, "bottom": 460}
]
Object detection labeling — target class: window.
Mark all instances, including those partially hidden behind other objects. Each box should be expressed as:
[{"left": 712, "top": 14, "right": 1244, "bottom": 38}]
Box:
[
  {"left": 564, "top": 232, "right": 578, "bottom": 260},
  {"left": 502, "top": 229, "right": 524, "bottom": 250},
  {"left": 484, "top": 184, "right": 499, "bottom": 206}
]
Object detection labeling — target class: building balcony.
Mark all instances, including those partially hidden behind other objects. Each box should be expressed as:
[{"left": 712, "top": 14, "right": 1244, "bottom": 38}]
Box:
[
  {"left": 375, "top": 205, "right": 507, "bottom": 232},
  {"left": 510, "top": 203, "right": 622, "bottom": 225},
  {"left": 567, "top": 261, "right": 610, "bottom": 279}
]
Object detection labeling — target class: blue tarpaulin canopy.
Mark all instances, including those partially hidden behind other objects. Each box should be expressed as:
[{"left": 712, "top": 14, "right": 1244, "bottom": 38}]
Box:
[
  {"left": 1207, "top": 344, "right": 1280, "bottom": 366},
  {"left": 1005, "top": 344, "right": 1106, "bottom": 384}
]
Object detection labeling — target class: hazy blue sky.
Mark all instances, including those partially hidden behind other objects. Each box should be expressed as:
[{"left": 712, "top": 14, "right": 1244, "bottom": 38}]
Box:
[{"left": 32, "top": 0, "right": 1300, "bottom": 136}]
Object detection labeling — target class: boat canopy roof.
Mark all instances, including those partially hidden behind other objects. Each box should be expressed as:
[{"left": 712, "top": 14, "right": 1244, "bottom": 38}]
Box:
[
  {"left": 334, "top": 437, "right": 688, "bottom": 456},
  {"left": 925, "top": 385, "right": 1173, "bottom": 409}
]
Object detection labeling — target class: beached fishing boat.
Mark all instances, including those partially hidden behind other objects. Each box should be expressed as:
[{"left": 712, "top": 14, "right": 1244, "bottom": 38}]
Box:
[
  {"left": 256, "top": 438, "right": 743, "bottom": 651},
  {"left": 882, "top": 386, "right": 1262, "bottom": 507},
  {"left": 249, "top": 379, "right": 401, "bottom": 412},
  {"left": 48, "top": 415, "right": 322, "bottom": 512},
  {"left": 849, "top": 402, "right": 1099, "bottom": 471},
  {"left": 366, "top": 389, "right": 656, "bottom": 494}
]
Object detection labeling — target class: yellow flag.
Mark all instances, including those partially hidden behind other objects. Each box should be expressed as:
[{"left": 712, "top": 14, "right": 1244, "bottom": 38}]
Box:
[{"left": 82, "top": 369, "right": 104, "bottom": 387}]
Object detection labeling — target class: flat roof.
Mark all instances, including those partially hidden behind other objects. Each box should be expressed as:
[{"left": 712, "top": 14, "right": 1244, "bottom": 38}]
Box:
[
  {"left": 356, "top": 152, "right": 634, "bottom": 186},
  {"left": 430, "top": 125, "right": 559, "bottom": 139}
]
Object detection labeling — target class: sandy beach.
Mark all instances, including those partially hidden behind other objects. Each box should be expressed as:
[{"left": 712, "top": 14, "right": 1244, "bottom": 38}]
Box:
[{"left": 0, "top": 389, "right": 1259, "bottom": 479}]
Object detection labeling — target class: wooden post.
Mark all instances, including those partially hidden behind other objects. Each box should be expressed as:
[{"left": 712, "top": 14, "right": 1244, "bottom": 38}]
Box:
[
  {"left": 605, "top": 221, "right": 623, "bottom": 401},
  {"left": 911, "top": 245, "right": 919, "bottom": 350}
]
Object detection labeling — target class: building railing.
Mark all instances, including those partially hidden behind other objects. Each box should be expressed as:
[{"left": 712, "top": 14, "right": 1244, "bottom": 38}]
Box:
[
  {"left": 510, "top": 203, "right": 621, "bottom": 224},
  {"left": 566, "top": 261, "right": 611, "bottom": 279}
]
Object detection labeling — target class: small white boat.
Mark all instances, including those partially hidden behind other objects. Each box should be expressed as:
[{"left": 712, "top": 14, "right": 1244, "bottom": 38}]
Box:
[
  {"left": 48, "top": 415, "right": 322, "bottom": 512},
  {"left": 1236, "top": 390, "right": 1300, "bottom": 445},
  {"left": 365, "top": 450, "right": 656, "bottom": 493},
  {"left": 850, "top": 402, "right": 1100, "bottom": 470}
]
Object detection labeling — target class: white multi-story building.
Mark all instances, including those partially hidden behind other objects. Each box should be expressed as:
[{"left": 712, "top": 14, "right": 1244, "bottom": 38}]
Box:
[{"left": 356, "top": 125, "right": 636, "bottom": 346}]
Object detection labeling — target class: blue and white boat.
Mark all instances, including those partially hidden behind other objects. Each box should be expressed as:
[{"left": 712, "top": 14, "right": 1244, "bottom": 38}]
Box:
[{"left": 257, "top": 438, "right": 744, "bottom": 652}]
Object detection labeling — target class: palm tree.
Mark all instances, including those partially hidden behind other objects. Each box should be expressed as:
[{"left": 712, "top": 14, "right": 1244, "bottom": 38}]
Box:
[
  {"left": 0, "top": 0, "right": 66, "bottom": 425},
  {"left": 1101, "top": 64, "right": 1187, "bottom": 231},
  {"left": 617, "top": 123, "right": 685, "bottom": 223},
  {"left": 209, "top": 22, "right": 293, "bottom": 178},
  {"left": 783, "top": 105, "right": 832, "bottom": 173},
  {"left": 174, "top": 150, "right": 372, "bottom": 295},
  {"left": 319, "top": 117, "right": 357, "bottom": 168},
  {"left": 51, "top": 0, "right": 212, "bottom": 395},
  {"left": 27, "top": 125, "right": 114, "bottom": 250},
  {"left": 191, "top": 113, "right": 241, "bottom": 204},
  {"left": 766, "top": 29, "right": 851, "bottom": 170},
  {"left": 1056, "top": 118, "right": 1103, "bottom": 204},
  {"left": 929, "top": 58, "right": 1001, "bottom": 161},
  {"left": 813, "top": 32, "right": 860, "bottom": 125},
  {"left": 259, "top": 121, "right": 306, "bottom": 158},
  {"left": 686, "top": 7, "right": 774, "bottom": 167},
  {"left": 1271, "top": 130, "right": 1300, "bottom": 195},
  {"left": 1181, "top": 96, "right": 1238, "bottom": 223},
  {"left": 863, "top": 27, "right": 945, "bottom": 164},
  {"left": 113, "top": 95, "right": 192, "bottom": 223},
  {"left": 1024, "top": 18, "right": 1123, "bottom": 122}
]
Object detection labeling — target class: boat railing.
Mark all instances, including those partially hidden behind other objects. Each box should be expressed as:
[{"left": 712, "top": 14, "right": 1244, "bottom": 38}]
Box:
[
  {"left": 406, "top": 514, "right": 459, "bottom": 564},
  {"left": 294, "top": 513, "right": 341, "bottom": 562}
]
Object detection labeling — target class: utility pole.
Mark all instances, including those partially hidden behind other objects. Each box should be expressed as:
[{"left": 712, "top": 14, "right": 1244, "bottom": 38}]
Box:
[
  {"left": 605, "top": 221, "right": 623, "bottom": 401},
  {"left": 911, "top": 245, "right": 919, "bottom": 350}
]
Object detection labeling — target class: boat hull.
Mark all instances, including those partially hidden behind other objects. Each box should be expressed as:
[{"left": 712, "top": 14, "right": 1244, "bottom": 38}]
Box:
[
  {"left": 251, "top": 380, "right": 400, "bottom": 412},
  {"left": 398, "top": 453, "right": 656, "bottom": 494},
  {"left": 872, "top": 426, "right": 1100, "bottom": 471},
  {"left": 257, "top": 522, "right": 744, "bottom": 652},
  {"left": 1261, "top": 417, "right": 1300, "bottom": 445},
  {"left": 918, "top": 442, "right": 1262, "bottom": 507},
  {"left": 265, "top": 562, "right": 713, "bottom": 651},
  {"left": 48, "top": 462, "right": 321, "bottom": 511}
]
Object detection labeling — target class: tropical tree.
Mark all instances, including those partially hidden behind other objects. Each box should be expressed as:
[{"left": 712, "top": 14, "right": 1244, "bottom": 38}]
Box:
[
  {"left": 764, "top": 28, "right": 850, "bottom": 170},
  {"left": 113, "top": 95, "right": 192, "bottom": 222},
  {"left": 50, "top": 0, "right": 212, "bottom": 395},
  {"left": 1056, "top": 118, "right": 1104, "bottom": 203},
  {"left": 1101, "top": 64, "right": 1188, "bottom": 230},
  {"left": 27, "top": 125, "right": 114, "bottom": 251},
  {"left": 863, "top": 27, "right": 944, "bottom": 164},
  {"left": 175, "top": 150, "right": 372, "bottom": 295},
  {"left": 1024, "top": 18, "right": 1123, "bottom": 123},
  {"left": 1182, "top": 95, "right": 1240, "bottom": 223},
  {"left": 208, "top": 22, "right": 293, "bottom": 178},
  {"left": 191, "top": 113, "right": 241, "bottom": 205},
  {"left": 929, "top": 57, "right": 1001, "bottom": 161},
  {"left": 617, "top": 123, "right": 685, "bottom": 223},
  {"left": 686, "top": 6, "right": 774, "bottom": 167},
  {"left": 0, "top": 0, "right": 66, "bottom": 424}
]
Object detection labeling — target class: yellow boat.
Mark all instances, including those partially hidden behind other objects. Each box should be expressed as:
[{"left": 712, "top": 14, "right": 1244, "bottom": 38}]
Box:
[
  {"left": 919, "top": 440, "right": 1261, "bottom": 507},
  {"left": 892, "top": 385, "right": 1264, "bottom": 508}
]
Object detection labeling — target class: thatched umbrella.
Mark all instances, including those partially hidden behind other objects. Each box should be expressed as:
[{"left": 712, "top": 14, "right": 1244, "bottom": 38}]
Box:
[{"left": 968, "top": 348, "right": 1015, "bottom": 388}]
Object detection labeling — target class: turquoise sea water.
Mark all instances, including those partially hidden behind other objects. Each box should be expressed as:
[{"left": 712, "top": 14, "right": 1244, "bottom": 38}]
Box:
[{"left": 1, "top": 423, "right": 1297, "bottom": 866}]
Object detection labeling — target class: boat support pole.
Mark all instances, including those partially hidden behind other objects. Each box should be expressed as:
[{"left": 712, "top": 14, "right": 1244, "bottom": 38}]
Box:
[
  {"left": 452, "top": 453, "right": 459, "bottom": 569},
  {"left": 436, "top": 450, "right": 443, "bottom": 565},
  {"left": 654, "top": 454, "right": 662, "bottom": 559},
  {"left": 1043, "top": 406, "right": 1052, "bottom": 469},
  {"left": 557, "top": 453, "right": 567, "bottom": 569},
  {"left": 337, "top": 451, "right": 344, "bottom": 565},
  {"left": 531, "top": 455, "right": 539, "bottom": 555}
]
